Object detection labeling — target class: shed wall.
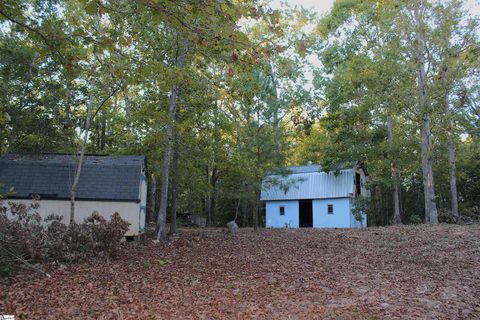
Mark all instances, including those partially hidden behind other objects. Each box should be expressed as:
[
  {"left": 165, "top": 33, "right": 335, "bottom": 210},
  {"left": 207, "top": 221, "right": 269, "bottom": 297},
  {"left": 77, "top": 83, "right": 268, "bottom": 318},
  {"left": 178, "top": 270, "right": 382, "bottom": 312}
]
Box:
[
  {"left": 266, "top": 200, "right": 299, "bottom": 228},
  {"left": 5, "top": 199, "right": 142, "bottom": 236},
  {"left": 266, "top": 198, "right": 366, "bottom": 229},
  {"left": 313, "top": 198, "right": 351, "bottom": 228}
]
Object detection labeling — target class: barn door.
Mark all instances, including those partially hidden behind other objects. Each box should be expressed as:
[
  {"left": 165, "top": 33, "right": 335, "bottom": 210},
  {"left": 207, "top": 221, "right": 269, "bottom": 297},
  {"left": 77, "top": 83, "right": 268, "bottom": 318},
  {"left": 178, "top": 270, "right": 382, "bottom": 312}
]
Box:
[{"left": 299, "top": 200, "right": 313, "bottom": 227}]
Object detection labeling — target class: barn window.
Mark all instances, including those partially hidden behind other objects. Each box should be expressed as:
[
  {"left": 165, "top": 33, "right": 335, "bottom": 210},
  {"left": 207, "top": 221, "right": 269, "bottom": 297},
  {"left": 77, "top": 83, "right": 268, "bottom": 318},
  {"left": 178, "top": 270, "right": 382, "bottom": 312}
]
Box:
[
  {"left": 279, "top": 206, "right": 285, "bottom": 215},
  {"left": 327, "top": 204, "right": 334, "bottom": 214}
]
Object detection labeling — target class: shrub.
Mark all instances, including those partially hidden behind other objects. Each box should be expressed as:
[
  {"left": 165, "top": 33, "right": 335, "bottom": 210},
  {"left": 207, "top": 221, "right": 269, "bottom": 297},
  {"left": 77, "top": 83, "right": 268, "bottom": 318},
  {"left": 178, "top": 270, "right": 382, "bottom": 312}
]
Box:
[
  {"left": 3, "top": 201, "right": 45, "bottom": 261},
  {"left": 0, "top": 262, "right": 14, "bottom": 277},
  {"left": 0, "top": 201, "right": 130, "bottom": 272},
  {"left": 352, "top": 196, "right": 369, "bottom": 227},
  {"left": 460, "top": 206, "right": 480, "bottom": 224},
  {"left": 82, "top": 212, "right": 130, "bottom": 258},
  {"left": 436, "top": 207, "right": 480, "bottom": 224},
  {"left": 408, "top": 214, "right": 422, "bottom": 225},
  {"left": 438, "top": 208, "right": 456, "bottom": 223}
]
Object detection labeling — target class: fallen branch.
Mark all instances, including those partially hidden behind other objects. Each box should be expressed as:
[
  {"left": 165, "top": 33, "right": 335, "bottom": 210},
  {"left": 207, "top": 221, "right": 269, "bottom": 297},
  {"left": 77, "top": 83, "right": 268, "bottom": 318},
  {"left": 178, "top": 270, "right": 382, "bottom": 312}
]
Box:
[{"left": 0, "top": 243, "right": 51, "bottom": 278}]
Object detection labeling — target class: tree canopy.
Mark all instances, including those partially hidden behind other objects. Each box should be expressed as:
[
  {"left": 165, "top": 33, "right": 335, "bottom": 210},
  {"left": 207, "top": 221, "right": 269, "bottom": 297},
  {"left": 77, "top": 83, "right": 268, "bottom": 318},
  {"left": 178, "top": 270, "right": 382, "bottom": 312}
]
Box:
[{"left": 1, "top": 0, "right": 479, "bottom": 230}]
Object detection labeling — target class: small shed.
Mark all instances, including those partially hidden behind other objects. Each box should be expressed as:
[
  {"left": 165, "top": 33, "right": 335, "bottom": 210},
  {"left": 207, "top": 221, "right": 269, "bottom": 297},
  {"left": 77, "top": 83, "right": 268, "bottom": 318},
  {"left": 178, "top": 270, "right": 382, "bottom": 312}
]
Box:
[
  {"left": 261, "top": 163, "right": 368, "bottom": 228},
  {"left": 0, "top": 154, "right": 147, "bottom": 236}
]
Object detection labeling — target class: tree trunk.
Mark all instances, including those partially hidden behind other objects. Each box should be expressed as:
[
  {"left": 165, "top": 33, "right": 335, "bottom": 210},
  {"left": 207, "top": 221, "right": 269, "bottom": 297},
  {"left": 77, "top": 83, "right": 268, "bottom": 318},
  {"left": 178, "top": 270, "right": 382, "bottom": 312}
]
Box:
[
  {"left": 170, "top": 130, "right": 179, "bottom": 234},
  {"left": 124, "top": 91, "right": 131, "bottom": 133},
  {"left": 234, "top": 199, "right": 241, "bottom": 221},
  {"left": 124, "top": 92, "right": 130, "bottom": 119},
  {"left": 70, "top": 96, "right": 93, "bottom": 224},
  {"left": 63, "top": 91, "right": 72, "bottom": 153},
  {"left": 420, "top": 114, "right": 438, "bottom": 224},
  {"left": 387, "top": 115, "right": 402, "bottom": 225},
  {"left": 156, "top": 37, "right": 189, "bottom": 241},
  {"left": 253, "top": 108, "right": 261, "bottom": 232},
  {"left": 253, "top": 190, "right": 260, "bottom": 231},
  {"left": 270, "top": 62, "right": 280, "bottom": 164},
  {"left": 100, "top": 118, "right": 106, "bottom": 151},
  {"left": 442, "top": 72, "right": 459, "bottom": 220},
  {"left": 206, "top": 162, "right": 212, "bottom": 227},
  {"left": 414, "top": 5, "right": 438, "bottom": 224},
  {"left": 148, "top": 172, "right": 156, "bottom": 223},
  {"left": 447, "top": 123, "right": 459, "bottom": 220},
  {"left": 211, "top": 165, "right": 217, "bottom": 226},
  {"left": 156, "top": 99, "right": 174, "bottom": 240},
  {"left": 375, "top": 186, "right": 384, "bottom": 226},
  {"left": 241, "top": 199, "right": 247, "bottom": 227}
]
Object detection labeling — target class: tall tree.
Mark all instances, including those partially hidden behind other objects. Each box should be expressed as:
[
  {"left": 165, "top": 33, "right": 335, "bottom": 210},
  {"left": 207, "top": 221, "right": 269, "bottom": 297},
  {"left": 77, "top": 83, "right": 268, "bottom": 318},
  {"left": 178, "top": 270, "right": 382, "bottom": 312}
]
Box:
[
  {"left": 156, "top": 36, "right": 189, "bottom": 241},
  {"left": 433, "top": 0, "right": 479, "bottom": 219}
]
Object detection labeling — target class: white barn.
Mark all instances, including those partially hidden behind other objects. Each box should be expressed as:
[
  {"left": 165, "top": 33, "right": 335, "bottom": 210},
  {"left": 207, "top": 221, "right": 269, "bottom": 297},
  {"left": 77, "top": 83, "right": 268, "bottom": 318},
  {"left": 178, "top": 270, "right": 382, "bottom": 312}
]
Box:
[
  {"left": 261, "top": 163, "right": 368, "bottom": 228},
  {"left": 0, "top": 154, "right": 147, "bottom": 237}
]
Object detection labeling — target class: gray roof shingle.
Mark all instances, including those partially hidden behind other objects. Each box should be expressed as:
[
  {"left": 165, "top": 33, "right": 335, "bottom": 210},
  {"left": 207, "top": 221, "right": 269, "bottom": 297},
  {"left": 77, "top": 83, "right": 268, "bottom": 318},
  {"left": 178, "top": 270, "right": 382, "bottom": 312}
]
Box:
[{"left": 0, "top": 154, "right": 145, "bottom": 202}]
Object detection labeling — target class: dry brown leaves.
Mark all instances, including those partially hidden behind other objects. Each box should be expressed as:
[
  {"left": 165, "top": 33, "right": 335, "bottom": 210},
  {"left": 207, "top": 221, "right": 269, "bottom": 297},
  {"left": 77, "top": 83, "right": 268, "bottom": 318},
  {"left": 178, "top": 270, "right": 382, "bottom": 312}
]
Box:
[{"left": 1, "top": 224, "right": 480, "bottom": 319}]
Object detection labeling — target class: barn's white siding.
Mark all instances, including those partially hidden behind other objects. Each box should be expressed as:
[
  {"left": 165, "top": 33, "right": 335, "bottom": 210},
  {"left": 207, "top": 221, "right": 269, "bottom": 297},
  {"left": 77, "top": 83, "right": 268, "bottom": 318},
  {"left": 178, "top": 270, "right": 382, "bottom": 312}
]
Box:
[
  {"left": 6, "top": 199, "right": 144, "bottom": 236},
  {"left": 313, "top": 198, "right": 351, "bottom": 228},
  {"left": 265, "top": 198, "right": 367, "bottom": 228},
  {"left": 266, "top": 201, "right": 299, "bottom": 228}
]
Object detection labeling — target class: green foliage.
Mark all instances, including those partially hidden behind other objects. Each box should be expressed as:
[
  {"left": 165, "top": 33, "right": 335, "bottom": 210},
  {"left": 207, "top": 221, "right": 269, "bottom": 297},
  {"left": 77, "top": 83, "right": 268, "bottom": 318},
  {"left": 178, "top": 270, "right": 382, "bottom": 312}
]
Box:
[
  {"left": 352, "top": 196, "right": 369, "bottom": 226},
  {"left": 0, "top": 262, "right": 14, "bottom": 278},
  {"left": 408, "top": 215, "right": 423, "bottom": 225}
]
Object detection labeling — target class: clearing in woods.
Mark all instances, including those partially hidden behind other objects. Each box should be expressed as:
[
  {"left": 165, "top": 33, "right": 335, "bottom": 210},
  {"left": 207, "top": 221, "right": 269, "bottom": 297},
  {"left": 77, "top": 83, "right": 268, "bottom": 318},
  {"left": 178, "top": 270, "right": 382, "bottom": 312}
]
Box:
[{"left": 1, "top": 224, "right": 479, "bottom": 319}]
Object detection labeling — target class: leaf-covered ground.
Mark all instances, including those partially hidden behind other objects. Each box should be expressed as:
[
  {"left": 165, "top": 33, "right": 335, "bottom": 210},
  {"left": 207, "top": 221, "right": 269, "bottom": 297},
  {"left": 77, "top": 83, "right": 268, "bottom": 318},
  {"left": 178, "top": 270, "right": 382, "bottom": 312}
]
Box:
[{"left": 2, "top": 224, "right": 480, "bottom": 319}]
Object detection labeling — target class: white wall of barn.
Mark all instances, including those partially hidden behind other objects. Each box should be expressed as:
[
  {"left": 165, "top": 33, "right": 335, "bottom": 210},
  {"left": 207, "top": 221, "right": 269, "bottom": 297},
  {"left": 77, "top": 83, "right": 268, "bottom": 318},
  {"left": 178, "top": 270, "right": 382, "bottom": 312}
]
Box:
[
  {"left": 313, "top": 198, "right": 351, "bottom": 228},
  {"left": 5, "top": 199, "right": 143, "bottom": 236},
  {"left": 266, "top": 197, "right": 367, "bottom": 229},
  {"left": 266, "top": 200, "right": 299, "bottom": 228}
]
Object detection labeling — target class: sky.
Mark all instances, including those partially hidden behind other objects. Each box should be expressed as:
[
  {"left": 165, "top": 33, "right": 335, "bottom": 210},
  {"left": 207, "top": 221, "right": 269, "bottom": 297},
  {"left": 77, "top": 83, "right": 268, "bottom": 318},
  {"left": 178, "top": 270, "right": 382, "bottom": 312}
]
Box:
[
  {"left": 270, "top": 0, "right": 480, "bottom": 17},
  {"left": 269, "top": 0, "right": 335, "bottom": 15}
]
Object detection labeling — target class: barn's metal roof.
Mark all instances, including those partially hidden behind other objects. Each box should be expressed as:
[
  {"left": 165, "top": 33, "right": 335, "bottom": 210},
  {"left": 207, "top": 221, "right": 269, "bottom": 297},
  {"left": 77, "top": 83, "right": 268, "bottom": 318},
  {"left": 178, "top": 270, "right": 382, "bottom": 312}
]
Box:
[
  {"left": 282, "top": 164, "right": 323, "bottom": 174},
  {"left": 0, "top": 154, "right": 145, "bottom": 202},
  {"left": 260, "top": 165, "right": 355, "bottom": 201}
]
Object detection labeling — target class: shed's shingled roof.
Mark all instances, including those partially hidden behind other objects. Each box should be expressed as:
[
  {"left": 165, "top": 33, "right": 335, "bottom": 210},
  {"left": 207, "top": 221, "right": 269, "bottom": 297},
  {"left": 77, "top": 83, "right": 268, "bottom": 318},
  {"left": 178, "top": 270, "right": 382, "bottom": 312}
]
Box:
[{"left": 0, "top": 154, "right": 145, "bottom": 202}]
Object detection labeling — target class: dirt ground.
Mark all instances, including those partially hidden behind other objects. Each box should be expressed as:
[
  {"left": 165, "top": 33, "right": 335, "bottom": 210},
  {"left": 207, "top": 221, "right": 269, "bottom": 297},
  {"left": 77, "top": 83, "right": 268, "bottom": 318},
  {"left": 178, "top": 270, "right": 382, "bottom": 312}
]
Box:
[{"left": 1, "top": 224, "right": 480, "bottom": 319}]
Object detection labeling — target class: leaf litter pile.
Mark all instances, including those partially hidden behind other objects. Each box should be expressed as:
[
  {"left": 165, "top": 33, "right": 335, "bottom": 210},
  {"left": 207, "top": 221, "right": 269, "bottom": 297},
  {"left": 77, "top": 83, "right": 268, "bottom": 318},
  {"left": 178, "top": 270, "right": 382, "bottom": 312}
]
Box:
[{"left": 2, "top": 224, "right": 480, "bottom": 319}]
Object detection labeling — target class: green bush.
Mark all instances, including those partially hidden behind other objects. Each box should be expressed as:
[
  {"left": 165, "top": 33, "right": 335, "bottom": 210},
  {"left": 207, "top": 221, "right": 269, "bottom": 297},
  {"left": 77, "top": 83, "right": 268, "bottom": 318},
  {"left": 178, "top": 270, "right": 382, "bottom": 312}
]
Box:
[
  {"left": 0, "top": 262, "right": 14, "bottom": 278},
  {"left": 352, "top": 196, "right": 369, "bottom": 227},
  {"left": 408, "top": 214, "right": 422, "bottom": 225}
]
